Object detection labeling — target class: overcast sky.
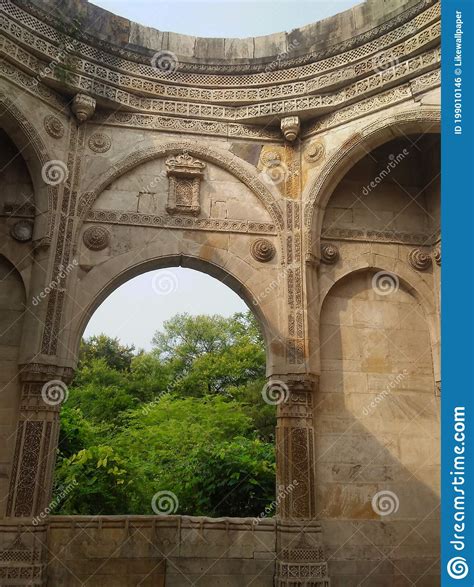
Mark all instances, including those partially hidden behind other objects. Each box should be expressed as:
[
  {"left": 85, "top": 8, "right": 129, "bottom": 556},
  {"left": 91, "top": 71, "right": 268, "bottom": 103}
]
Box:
[
  {"left": 90, "top": 0, "right": 361, "bottom": 38},
  {"left": 84, "top": 0, "right": 361, "bottom": 350}
]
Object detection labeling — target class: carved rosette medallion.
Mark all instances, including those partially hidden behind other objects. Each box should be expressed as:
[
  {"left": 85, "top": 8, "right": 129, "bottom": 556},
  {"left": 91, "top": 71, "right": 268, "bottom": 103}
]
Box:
[
  {"left": 88, "top": 133, "right": 112, "bottom": 153},
  {"left": 409, "top": 248, "right": 432, "bottom": 270},
  {"left": 43, "top": 115, "right": 64, "bottom": 139},
  {"left": 321, "top": 243, "right": 339, "bottom": 264},
  {"left": 304, "top": 140, "right": 325, "bottom": 163},
  {"left": 165, "top": 151, "right": 206, "bottom": 216},
  {"left": 10, "top": 220, "right": 34, "bottom": 242},
  {"left": 260, "top": 150, "right": 281, "bottom": 168},
  {"left": 83, "top": 225, "right": 110, "bottom": 251},
  {"left": 251, "top": 238, "right": 276, "bottom": 263}
]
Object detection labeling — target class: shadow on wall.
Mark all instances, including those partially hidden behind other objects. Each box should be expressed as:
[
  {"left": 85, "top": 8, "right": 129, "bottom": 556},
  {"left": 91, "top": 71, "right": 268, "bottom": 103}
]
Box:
[
  {"left": 316, "top": 270, "right": 440, "bottom": 587},
  {"left": 0, "top": 256, "right": 26, "bottom": 518}
]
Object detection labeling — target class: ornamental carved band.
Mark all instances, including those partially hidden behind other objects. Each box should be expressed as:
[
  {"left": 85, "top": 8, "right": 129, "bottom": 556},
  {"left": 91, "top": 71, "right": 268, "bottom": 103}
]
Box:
[
  {"left": 165, "top": 151, "right": 206, "bottom": 216},
  {"left": 6, "top": 366, "right": 72, "bottom": 518},
  {"left": 275, "top": 377, "right": 317, "bottom": 520},
  {"left": 7, "top": 393, "right": 60, "bottom": 517}
]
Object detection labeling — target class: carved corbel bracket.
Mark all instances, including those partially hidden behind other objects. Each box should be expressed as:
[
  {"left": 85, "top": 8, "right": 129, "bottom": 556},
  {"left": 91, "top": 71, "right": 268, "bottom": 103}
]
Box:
[{"left": 72, "top": 93, "right": 96, "bottom": 123}]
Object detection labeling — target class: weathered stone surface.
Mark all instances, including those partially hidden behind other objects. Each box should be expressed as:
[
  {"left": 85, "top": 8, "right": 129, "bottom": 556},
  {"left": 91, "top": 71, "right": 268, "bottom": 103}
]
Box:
[{"left": 0, "top": 0, "right": 440, "bottom": 584}]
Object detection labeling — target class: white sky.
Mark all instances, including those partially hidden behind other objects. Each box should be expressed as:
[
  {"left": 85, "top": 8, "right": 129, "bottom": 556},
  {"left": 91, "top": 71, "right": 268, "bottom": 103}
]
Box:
[
  {"left": 84, "top": 268, "right": 250, "bottom": 350},
  {"left": 84, "top": 0, "right": 361, "bottom": 348},
  {"left": 90, "top": 0, "right": 361, "bottom": 38}
]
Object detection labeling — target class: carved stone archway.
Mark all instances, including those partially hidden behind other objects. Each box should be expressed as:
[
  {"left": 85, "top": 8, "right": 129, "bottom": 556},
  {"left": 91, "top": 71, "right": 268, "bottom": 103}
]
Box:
[{"left": 0, "top": 0, "right": 440, "bottom": 584}]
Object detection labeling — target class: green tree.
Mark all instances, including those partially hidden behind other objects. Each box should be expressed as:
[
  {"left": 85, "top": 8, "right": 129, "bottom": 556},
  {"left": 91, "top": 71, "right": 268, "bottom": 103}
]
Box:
[
  {"left": 54, "top": 312, "right": 275, "bottom": 516},
  {"left": 79, "top": 334, "right": 136, "bottom": 371}
]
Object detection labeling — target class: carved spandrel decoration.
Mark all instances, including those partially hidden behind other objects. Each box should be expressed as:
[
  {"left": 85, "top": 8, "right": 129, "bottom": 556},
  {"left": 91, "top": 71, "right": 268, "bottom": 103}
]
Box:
[
  {"left": 165, "top": 151, "right": 206, "bottom": 216},
  {"left": 320, "top": 243, "right": 339, "bottom": 264},
  {"left": 409, "top": 247, "right": 432, "bottom": 271}
]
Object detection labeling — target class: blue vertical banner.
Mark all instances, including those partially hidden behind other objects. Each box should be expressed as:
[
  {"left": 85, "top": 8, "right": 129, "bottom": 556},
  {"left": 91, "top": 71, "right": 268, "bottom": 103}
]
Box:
[{"left": 442, "top": 0, "right": 474, "bottom": 585}]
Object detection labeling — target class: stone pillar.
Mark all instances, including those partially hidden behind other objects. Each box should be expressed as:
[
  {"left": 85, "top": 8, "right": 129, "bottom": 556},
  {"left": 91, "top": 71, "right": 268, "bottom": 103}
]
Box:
[
  {"left": 273, "top": 374, "right": 330, "bottom": 586},
  {"left": 5, "top": 363, "right": 73, "bottom": 519}
]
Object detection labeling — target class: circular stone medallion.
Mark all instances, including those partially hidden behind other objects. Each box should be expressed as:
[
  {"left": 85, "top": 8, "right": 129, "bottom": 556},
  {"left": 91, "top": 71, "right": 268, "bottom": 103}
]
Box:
[
  {"left": 11, "top": 220, "right": 34, "bottom": 242},
  {"left": 83, "top": 226, "right": 110, "bottom": 251},
  {"left": 250, "top": 238, "right": 276, "bottom": 262},
  {"left": 88, "top": 133, "right": 112, "bottom": 153},
  {"left": 44, "top": 115, "right": 65, "bottom": 139}
]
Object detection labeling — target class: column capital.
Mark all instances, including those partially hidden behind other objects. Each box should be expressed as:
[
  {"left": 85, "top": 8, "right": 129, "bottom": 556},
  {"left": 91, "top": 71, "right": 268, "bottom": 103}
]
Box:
[{"left": 19, "top": 362, "right": 75, "bottom": 384}]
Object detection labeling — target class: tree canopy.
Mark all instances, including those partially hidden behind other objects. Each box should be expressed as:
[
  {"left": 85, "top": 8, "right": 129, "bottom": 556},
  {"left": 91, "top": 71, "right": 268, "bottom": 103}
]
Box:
[{"left": 54, "top": 311, "right": 275, "bottom": 517}]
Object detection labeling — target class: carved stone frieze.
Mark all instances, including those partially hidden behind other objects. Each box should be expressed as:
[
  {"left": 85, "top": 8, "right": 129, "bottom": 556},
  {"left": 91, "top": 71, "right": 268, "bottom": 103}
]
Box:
[
  {"left": 0, "top": 18, "right": 440, "bottom": 123},
  {"left": 1, "top": 0, "right": 438, "bottom": 81},
  {"left": 86, "top": 209, "right": 276, "bottom": 235}
]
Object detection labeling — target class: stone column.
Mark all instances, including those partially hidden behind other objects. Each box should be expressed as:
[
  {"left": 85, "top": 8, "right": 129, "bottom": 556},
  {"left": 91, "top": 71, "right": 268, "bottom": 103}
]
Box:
[
  {"left": 272, "top": 374, "right": 330, "bottom": 586},
  {"left": 5, "top": 363, "right": 73, "bottom": 519}
]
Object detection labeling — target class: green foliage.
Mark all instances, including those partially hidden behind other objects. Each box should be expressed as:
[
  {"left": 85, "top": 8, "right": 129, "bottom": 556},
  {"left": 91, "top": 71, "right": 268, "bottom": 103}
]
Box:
[
  {"left": 55, "top": 446, "right": 133, "bottom": 514},
  {"left": 54, "top": 312, "right": 275, "bottom": 516},
  {"left": 79, "top": 334, "right": 136, "bottom": 371}
]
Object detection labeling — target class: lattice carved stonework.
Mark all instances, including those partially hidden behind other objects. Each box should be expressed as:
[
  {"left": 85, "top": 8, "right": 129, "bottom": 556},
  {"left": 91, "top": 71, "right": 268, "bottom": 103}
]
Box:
[
  {"left": 165, "top": 151, "right": 206, "bottom": 216},
  {"left": 275, "top": 377, "right": 317, "bottom": 520},
  {"left": 6, "top": 379, "right": 62, "bottom": 518}
]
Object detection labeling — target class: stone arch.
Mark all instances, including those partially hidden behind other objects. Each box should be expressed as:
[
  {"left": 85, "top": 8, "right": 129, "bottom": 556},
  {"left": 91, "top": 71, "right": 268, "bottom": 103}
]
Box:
[
  {"left": 315, "top": 264, "right": 439, "bottom": 563},
  {"left": 303, "top": 108, "right": 441, "bottom": 257},
  {"left": 316, "top": 252, "right": 437, "bottom": 359},
  {"left": 65, "top": 251, "right": 284, "bottom": 375},
  {"left": 319, "top": 254, "right": 435, "bottom": 316},
  {"left": 0, "top": 92, "right": 57, "bottom": 244},
  {"left": 78, "top": 141, "right": 284, "bottom": 229}
]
